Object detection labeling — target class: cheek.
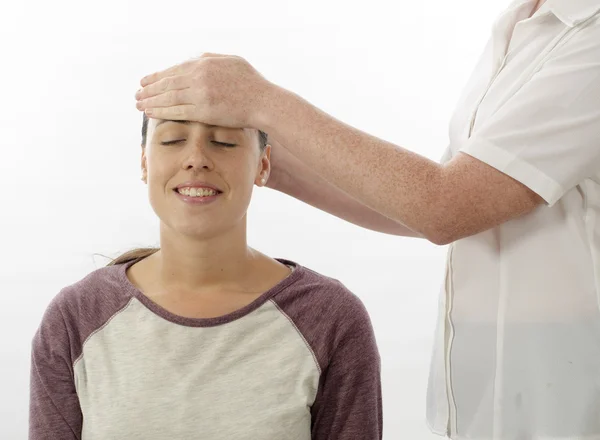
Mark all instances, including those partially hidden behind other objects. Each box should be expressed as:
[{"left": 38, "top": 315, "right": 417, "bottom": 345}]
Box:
[
  {"left": 146, "top": 152, "right": 172, "bottom": 181},
  {"left": 224, "top": 152, "right": 260, "bottom": 181},
  {"left": 145, "top": 158, "right": 177, "bottom": 206},
  {"left": 237, "top": 161, "right": 261, "bottom": 188}
]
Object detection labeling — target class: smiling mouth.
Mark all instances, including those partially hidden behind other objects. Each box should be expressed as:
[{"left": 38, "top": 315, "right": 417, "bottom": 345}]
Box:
[{"left": 175, "top": 187, "right": 222, "bottom": 198}]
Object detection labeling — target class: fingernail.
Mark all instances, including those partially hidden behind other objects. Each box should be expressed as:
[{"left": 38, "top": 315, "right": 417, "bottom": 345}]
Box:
[
  {"left": 145, "top": 109, "right": 153, "bottom": 116},
  {"left": 135, "top": 89, "right": 142, "bottom": 99}
]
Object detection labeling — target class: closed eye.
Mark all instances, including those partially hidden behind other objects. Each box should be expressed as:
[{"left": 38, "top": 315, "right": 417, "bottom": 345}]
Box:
[
  {"left": 160, "top": 139, "right": 185, "bottom": 146},
  {"left": 160, "top": 140, "right": 237, "bottom": 147},
  {"left": 212, "top": 141, "right": 237, "bottom": 148}
]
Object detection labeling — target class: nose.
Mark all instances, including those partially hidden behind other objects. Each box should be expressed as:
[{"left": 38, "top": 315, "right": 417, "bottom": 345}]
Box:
[{"left": 182, "top": 140, "right": 215, "bottom": 171}]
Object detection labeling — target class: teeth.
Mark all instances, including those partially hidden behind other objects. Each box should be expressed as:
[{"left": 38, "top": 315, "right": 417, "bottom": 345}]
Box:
[{"left": 178, "top": 187, "right": 218, "bottom": 197}]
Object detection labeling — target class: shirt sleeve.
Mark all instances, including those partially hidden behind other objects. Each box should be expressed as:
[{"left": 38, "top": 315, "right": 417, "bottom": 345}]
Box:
[
  {"left": 460, "top": 22, "right": 600, "bottom": 207},
  {"left": 29, "top": 296, "right": 82, "bottom": 440},
  {"left": 310, "top": 295, "right": 383, "bottom": 440}
]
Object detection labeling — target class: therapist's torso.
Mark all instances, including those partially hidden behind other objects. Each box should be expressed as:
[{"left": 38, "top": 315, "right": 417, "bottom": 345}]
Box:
[{"left": 427, "top": 1, "right": 600, "bottom": 439}]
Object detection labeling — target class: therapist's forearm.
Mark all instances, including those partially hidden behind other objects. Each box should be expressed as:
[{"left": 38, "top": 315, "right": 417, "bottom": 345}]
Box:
[
  {"left": 268, "top": 141, "right": 422, "bottom": 237},
  {"left": 258, "top": 86, "right": 447, "bottom": 243}
]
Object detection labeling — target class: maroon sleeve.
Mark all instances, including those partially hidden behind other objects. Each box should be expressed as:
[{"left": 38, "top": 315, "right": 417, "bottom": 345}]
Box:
[
  {"left": 309, "top": 291, "right": 383, "bottom": 440},
  {"left": 29, "top": 293, "right": 82, "bottom": 440},
  {"left": 272, "top": 268, "right": 383, "bottom": 440},
  {"left": 29, "top": 264, "right": 133, "bottom": 439}
]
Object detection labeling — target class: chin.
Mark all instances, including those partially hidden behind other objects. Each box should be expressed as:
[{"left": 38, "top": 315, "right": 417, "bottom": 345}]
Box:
[
  {"left": 178, "top": 217, "right": 245, "bottom": 240},
  {"left": 157, "top": 208, "right": 244, "bottom": 240},
  {"left": 176, "top": 223, "right": 222, "bottom": 240}
]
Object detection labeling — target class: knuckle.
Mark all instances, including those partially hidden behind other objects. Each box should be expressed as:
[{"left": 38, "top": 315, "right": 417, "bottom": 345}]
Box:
[
  {"left": 192, "top": 61, "right": 205, "bottom": 75},
  {"left": 172, "top": 76, "right": 183, "bottom": 88},
  {"left": 193, "top": 68, "right": 206, "bottom": 84},
  {"left": 203, "top": 57, "right": 216, "bottom": 68}
]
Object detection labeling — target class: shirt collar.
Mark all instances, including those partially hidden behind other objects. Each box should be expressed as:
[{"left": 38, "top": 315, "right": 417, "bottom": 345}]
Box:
[{"left": 542, "top": 0, "right": 600, "bottom": 27}]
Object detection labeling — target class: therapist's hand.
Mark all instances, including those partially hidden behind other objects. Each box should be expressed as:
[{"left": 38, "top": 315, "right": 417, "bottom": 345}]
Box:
[{"left": 135, "top": 53, "right": 274, "bottom": 129}]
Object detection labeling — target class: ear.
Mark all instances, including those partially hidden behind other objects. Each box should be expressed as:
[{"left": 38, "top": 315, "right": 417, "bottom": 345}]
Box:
[
  {"left": 255, "top": 144, "right": 271, "bottom": 187},
  {"left": 141, "top": 147, "right": 148, "bottom": 184}
]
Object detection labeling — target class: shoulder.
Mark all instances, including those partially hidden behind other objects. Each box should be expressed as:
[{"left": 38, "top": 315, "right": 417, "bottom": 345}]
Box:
[
  {"left": 275, "top": 259, "right": 369, "bottom": 321},
  {"left": 272, "top": 260, "right": 377, "bottom": 369},
  {"left": 32, "top": 263, "right": 136, "bottom": 363},
  {"left": 52, "top": 263, "right": 134, "bottom": 318},
  {"left": 555, "top": 13, "right": 600, "bottom": 60}
]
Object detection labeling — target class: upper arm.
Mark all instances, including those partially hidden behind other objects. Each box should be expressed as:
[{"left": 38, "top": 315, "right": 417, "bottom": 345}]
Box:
[
  {"left": 433, "top": 23, "right": 600, "bottom": 245},
  {"left": 310, "top": 294, "right": 382, "bottom": 440},
  {"left": 434, "top": 152, "right": 544, "bottom": 244},
  {"left": 30, "top": 298, "right": 82, "bottom": 440}
]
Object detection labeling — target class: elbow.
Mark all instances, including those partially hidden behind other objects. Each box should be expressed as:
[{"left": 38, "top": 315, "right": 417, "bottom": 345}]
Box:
[
  {"left": 431, "top": 235, "right": 455, "bottom": 246},
  {"left": 419, "top": 188, "right": 466, "bottom": 245},
  {"left": 424, "top": 229, "right": 455, "bottom": 246},
  {"left": 420, "top": 216, "right": 460, "bottom": 246},
  {"left": 422, "top": 217, "right": 480, "bottom": 245},
  {"left": 418, "top": 174, "right": 458, "bottom": 246}
]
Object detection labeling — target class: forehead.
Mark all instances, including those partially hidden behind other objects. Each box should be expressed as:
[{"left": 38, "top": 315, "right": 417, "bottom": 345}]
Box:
[{"left": 150, "top": 119, "right": 250, "bottom": 136}]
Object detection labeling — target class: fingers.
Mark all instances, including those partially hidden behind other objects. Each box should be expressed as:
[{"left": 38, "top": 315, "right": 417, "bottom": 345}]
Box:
[
  {"left": 137, "top": 52, "right": 232, "bottom": 122},
  {"left": 140, "top": 59, "right": 195, "bottom": 87},
  {"left": 136, "top": 75, "right": 190, "bottom": 100},
  {"left": 136, "top": 88, "right": 193, "bottom": 112},
  {"left": 144, "top": 104, "right": 197, "bottom": 120},
  {"left": 139, "top": 53, "right": 228, "bottom": 87}
]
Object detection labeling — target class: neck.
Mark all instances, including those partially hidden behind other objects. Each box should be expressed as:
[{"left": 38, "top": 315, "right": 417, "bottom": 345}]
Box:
[{"left": 152, "top": 218, "right": 259, "bottom": 294}]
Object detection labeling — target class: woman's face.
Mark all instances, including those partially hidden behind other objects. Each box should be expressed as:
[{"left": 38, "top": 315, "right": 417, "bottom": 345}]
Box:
[{"left": 141, "top": 119, "right": 270, "bottom": 239}]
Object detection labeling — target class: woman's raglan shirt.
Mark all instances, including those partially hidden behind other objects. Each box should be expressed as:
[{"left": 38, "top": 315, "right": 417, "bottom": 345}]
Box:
[{"left": 29, "top": 258, "right": 382, "bottom": 440}]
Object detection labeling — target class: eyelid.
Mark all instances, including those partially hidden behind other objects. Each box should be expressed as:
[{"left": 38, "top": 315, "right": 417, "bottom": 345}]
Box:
[
  {"left": 212, "top": 141, "right": 237, "bottom": 147},
  {"left": 160, "top": 139, "right": 185, "bottom": 145},
  {"left": 158, "top": 139, "right": 237, "bottom": 147}
]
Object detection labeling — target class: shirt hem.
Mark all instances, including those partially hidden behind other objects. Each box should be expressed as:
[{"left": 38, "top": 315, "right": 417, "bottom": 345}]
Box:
[
  {"left": 460, "top": 136, "right": 565, "bottom": 207},
  {"left": 426, "top": 417, "right": 449, "bottom": 438}
]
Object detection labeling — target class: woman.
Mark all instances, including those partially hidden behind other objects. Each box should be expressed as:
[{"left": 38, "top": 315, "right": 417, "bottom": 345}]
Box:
[
  {"left": 28, "top": 114, "right": 382, "bottom": 440},
  {"left": 133, "top": 0, "right": 600, "bottom": 439}
]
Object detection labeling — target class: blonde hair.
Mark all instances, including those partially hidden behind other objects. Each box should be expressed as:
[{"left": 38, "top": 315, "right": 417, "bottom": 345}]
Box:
[{"left": 106, "top": 247, "right": 159, "bottom": 266}]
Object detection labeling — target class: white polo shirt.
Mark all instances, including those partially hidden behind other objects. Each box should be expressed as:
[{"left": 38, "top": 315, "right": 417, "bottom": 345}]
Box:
[{"left": 426, "top": 1, "right": 600, "bottom": 439}]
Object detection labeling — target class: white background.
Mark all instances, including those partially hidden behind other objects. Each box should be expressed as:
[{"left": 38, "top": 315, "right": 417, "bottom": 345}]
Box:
[{"left": 0, "top": 0, "right": 507, "bottom": 438}]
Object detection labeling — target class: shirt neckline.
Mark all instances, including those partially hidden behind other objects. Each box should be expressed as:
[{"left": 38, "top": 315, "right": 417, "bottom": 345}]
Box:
[{"left": 116, "top": 257, "right": 305, "bottom": 328}]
